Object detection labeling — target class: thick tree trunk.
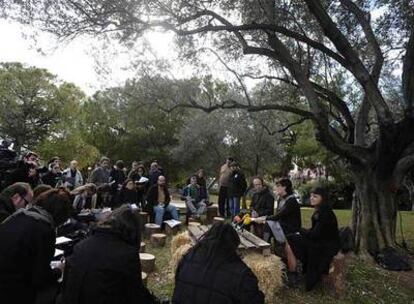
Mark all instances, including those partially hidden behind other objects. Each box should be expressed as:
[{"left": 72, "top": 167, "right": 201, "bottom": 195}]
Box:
[{"left": 352, "top": 168, "right": 398, "bottom": 255}]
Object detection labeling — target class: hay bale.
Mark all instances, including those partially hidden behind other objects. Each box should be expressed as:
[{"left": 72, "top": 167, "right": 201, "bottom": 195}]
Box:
[
  {"left": 171, "top": 231, "right": 192, "bottom": 255},
  {"left": 170, "top": 243, "right": 193, "bottom": 274},
  {"left": 243, "top": 253, "right": 284, "bottom": 304}
]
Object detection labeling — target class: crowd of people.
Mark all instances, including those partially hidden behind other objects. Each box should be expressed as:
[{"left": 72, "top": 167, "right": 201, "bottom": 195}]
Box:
[{"left": 0, "top": 151, "right": 342, "bottom": 304}]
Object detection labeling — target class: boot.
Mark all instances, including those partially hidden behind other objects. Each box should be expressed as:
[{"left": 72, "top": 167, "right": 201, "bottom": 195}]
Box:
[{"left": 286, "top": 271, "right": 300, "bottom": 288}]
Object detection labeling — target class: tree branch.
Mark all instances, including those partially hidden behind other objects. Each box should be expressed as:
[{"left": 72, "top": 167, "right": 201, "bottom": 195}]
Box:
[
  {"left": 402, "top": 26, "right": 414, "bottom": 118},
  {"left": 304, "top": 0, "right": 393, "bottom": 126}
]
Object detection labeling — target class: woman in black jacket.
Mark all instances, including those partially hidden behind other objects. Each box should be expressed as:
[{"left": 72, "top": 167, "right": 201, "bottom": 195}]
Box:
[
  {"left": 61, "top": 205, "right": 157, "bottom": 304},
  {"left": 115, "top": 179, "right": 140, "bottom": 208},
  {"left": 289, "top": 187, "right": 340, "bottom": 291},
  {"left": 264, "top": 178, "right": 302, "bottom": 287},
  {"left": 0, "top": 188, "right": 72, "bottom": 304},
  {"left": 173, "top": 222, "right": 264, "bottom": 304}
]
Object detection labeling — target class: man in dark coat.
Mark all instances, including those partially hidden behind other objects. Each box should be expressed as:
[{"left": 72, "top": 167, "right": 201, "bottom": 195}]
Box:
[
  {"left": 227, "top": 162, "right": 248, "bottom": 217},
  {"left": 250, "top": 177, "right": 274, "bottom": 238},
  {"left": 173, "top": 222, "right": 264, "bottom": 304},
  {"left": 146, "top": 175, "right": 179, "bottom": 225},
  {"left": 0, "top": 182, "right": 32, "bottom": 223},
  {"left": 61, "top": 205, "right": 156, "bottom": 304},
  {"left": 250, "top": 177, "right": 274, "bottom": 217},
  {"left": 0, "top": 188, "right": 72, "bottom": 304}
]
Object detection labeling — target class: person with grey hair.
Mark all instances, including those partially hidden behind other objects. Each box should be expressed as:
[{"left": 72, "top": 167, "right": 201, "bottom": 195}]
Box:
[
  {"left": 61, "top": 205, "right": 158, "bottom": 304},
  {"left": 0, "top": 182, "right": 33, "bottom": 223},
  {"left": 62, "top": 160, "right": 83, "bottom": 190}
]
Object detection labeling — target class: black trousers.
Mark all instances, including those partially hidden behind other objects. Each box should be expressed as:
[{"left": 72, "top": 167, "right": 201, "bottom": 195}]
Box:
[{"left": 218, "top": 186, "right": 229, "bottom": 217}]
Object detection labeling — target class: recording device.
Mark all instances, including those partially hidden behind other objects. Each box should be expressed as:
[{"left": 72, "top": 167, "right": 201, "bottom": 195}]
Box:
[{"left": 0, "top": 140, "right": 18, "bottom": 190}]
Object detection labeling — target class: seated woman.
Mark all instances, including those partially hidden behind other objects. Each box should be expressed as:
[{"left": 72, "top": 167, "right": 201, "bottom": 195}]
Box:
[
  {"left": 263, "top": 178, "right": 302, "bottom": 287},
  {"left": 146, "top": 175, "right": 179, "bottom": 226},
  {"left": 173, "top": 222, "right": 264, "bottom": 304},
  {"left": 289, "top": 187, "right": 340, "bottom": 291},
  {"left": 249, "top": 177, "right": 274, "bottom": 238},
  {"left": 182, "top": 175, "right": 207, "bottom": 219},
  {"left": 71, "top": 183, "right": 97, "bottom": 212},
  {"left": 61, "top": 205, "right": 157, "bottom": 304},
  {"left": 0, "top": 188, "right": 72, "bottom": 304},
  {"left": 115, "top": 179, "right": 140, "bottom": 209}
]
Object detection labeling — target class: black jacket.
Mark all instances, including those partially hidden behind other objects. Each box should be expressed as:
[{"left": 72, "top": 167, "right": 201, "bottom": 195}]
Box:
[
  {"left": 116, "top": 189, "right": 139, "bottom": 207},
  {"left": 0, "top": 207, "right": 59, "bottom": 304},
  {"left": 227, "top": 171, "right": 247, "bottom": 198},
  {"left": 251, "top": 187, "right": 274, "bottom": 217},
  {"left": 5, "top": 162, "right": 39, "bottom": 188},
  {"left": 0, "top": 196, "right": 15, "bottom": 223},
  {"left": 291, "top": 204, "right": 340, "bottom": 291},
  {"left": 173, "top": 249, "right": 264, "bottom": 304},
  {"left": 61, "top": 228, "right": 155, "bottom": 304},
  {"left": 146, "top": 184, "right": 171, "bottom": 210},
  {"left": 42, "top": 171, "right": 62, "bottom": 188},
  {"left": 267, "top": 194, "right": 301, "bottom": 234}
]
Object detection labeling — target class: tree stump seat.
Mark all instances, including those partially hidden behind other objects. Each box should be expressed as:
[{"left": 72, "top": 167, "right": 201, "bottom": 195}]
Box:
[{"left": 321, "top": 252, "right": 349, "bottom": 298}]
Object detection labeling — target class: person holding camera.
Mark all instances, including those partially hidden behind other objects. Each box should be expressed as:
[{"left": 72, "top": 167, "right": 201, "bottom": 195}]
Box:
[
  {"left": 42, "top": 164, "right": 63, "bottom": 188},
  {"left": 5, "top": 151, "right": 41, "bottom": 188}
]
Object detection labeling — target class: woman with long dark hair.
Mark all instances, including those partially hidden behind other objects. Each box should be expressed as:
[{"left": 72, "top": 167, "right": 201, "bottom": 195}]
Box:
[
  {"left": 61, "top": 205, "right": 157, "bottom": 304},
  {"left": 173, "top": 222, "right": 264, "bottom": 304},
  {"left": 289, "top": 187, "right": 340, "bottom": 291}
]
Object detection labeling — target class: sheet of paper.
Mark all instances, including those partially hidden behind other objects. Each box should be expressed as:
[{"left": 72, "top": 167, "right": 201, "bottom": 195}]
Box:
[
  {"left": 54, "top": 249, "right": 64, "bottom": 257},
  {"left": 163, "top": 219, "right": 182, "bottom": 228},
  {"left": 56, "top": 236, "right": 72, "bottom": 244}
]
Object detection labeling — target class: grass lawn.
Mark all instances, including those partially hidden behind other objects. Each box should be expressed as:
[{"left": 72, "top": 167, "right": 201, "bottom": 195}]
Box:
[{"left": 145, "top": 207, "right": 414, "bottom": 303}]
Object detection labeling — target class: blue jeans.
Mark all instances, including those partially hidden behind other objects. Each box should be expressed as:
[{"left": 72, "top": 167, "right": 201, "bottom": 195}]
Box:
[
  {"left": 229, "top": 197, "right": 241, "bottom": 217},
  {"left": 154, "top": 203, "right": 179, "bottom": 226}
]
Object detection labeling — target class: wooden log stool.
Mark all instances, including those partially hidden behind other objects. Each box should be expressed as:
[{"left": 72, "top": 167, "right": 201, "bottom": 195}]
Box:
[
  {"left": 144, "top": 223, "right": 161, "bottom": 239},
  {"left": 165, "top": 222, "right": 181, "bottom": 236},
  {"left": 150, "top": 233, "right": 167, "bottom": 247},
  {"left": 213, "top": 217, "right": 225, "bottom": 224},
  {"left": 140, "top": 253, "right": 156, "bottom": 273},
  {"left": 141, "top": 272, "right": 148, "bottom": 286},
  {"left": 321, "top": 252, "right": 348, "bottom": 298},
  {"left": 138, "top": 212, "right": 149, "bottom": 232},
  {"left": 140, "top": 241, "right": 146, "bottom": 253},
  {"left": 206, "top": 205, "right": 218, "bottom": 224}
]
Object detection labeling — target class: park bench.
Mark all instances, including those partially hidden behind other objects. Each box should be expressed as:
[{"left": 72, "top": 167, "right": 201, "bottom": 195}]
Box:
[{"left": 187, "top": 224, "right": 271, "bottom": 256}]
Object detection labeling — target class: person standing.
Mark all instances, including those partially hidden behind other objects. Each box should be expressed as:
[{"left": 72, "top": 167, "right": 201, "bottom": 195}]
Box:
[
  {"left": 88, "top": 157, "right": 111, "bottom": 187},
  {"left": 217, "top": 157, "right": 233, "bottom": 217},
  {"left": 227, "top": 162, "right": 247, "bottom": 217}
]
